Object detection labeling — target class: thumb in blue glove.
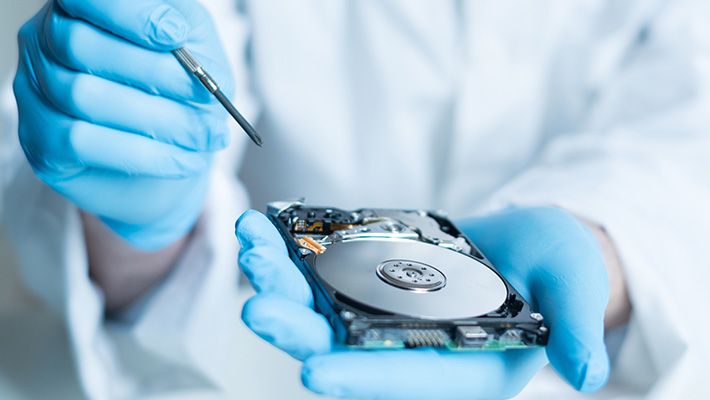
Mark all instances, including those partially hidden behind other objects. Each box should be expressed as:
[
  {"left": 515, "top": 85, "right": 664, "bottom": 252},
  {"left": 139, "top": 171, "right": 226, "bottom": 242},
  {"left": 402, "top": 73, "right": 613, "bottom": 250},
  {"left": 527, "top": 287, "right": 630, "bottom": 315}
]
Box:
[{"left": 460, "top": 207, "right": 611, "bottom": 391}]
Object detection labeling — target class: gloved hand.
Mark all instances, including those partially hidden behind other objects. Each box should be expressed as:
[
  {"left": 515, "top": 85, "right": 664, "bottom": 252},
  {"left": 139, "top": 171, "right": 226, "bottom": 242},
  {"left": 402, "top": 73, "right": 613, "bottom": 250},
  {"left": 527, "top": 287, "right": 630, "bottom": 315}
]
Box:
[
  {"left": 237, "top": 207, "right": 610, "bottom": 399},
  {"left": 14, "top": 0, "right": 234, "bottom": 250}
]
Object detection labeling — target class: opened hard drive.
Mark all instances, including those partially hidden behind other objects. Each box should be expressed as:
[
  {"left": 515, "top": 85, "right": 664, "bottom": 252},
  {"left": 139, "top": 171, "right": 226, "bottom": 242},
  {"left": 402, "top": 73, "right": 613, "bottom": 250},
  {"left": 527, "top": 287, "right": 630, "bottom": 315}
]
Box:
[{"left": 267, "top": 200, "right": 549, "bottom": 350}]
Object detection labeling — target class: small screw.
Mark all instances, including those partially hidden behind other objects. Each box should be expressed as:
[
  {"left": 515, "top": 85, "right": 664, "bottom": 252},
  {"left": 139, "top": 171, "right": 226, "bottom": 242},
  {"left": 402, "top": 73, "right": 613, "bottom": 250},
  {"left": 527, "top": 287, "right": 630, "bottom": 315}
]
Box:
[
  {"left": 530, "top": 312, "right": 544, "bottom": 322},
  {"left": 340, "top": 310, "right": 356, "bottom": 321}
]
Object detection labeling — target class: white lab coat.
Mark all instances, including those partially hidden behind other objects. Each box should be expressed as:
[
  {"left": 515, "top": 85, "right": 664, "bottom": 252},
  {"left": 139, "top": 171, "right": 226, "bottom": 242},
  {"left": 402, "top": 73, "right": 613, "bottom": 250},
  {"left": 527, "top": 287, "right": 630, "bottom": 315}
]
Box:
[{"left": 1, "top": 0, "right": 709, "bottom": 399}]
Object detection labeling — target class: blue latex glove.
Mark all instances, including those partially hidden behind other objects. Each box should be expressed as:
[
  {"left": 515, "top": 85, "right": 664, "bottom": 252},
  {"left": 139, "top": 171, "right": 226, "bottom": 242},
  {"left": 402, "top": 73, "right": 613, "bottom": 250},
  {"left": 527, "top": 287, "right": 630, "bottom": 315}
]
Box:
[
  {"left": 14, "top": 0, "right": 233, "bottom": 250},
  {"left": 237, "top": 207, "right": 610, "bottom": 399}
]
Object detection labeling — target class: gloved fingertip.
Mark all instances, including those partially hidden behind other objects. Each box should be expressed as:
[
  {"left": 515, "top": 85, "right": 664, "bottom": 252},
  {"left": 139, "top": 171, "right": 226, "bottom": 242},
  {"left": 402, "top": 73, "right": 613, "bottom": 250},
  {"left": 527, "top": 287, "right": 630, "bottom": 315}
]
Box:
[
  {"left": 242, "top": 295, "right": 331, "bottom": 360},
  {"left": 302, "top": 357, "right": 345, "bottom": 397},
  {"left": 235, "top": 209, "right": 263, "bottom": 239},
  {"left": 195, "top": 116, "right": 230, "bottom": 151},
  {"left": 146, "top": 4, "right": 188, "bottom": 48},
  {"left": 195, "top": 132, "right": 229, "bottom": 152},
  {"left": 240, "top": 295, "right": 271, "bottom": 332},
  {"left": 576, "top": 350, "right": 610, "bottom": 392},
  {"left": 548, "top": 329, "right": 611, "bottom": 393},
  {"left": 235, "top": 210, "right": 288, "bottom": 254},
  {"left": 215, "top": 131, "right": 230, "bottom": 149}
]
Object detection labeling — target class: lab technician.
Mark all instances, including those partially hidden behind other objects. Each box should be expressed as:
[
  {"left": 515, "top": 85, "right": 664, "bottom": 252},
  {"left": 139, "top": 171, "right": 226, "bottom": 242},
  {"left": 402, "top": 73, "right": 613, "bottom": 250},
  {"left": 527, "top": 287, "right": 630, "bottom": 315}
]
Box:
[{"left": 2, "top": 0, "right": 709, "bottom": 399}]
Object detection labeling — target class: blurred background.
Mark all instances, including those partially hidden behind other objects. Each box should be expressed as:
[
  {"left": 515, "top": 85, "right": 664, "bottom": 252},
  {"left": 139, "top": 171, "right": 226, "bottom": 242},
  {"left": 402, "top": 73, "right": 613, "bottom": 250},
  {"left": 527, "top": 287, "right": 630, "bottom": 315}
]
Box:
[
  {"left": 0, "top": 2, "right": 320, "bottom": 399},
  {"left": 0, "top": 1, "right": 43, "bottom": 81}
]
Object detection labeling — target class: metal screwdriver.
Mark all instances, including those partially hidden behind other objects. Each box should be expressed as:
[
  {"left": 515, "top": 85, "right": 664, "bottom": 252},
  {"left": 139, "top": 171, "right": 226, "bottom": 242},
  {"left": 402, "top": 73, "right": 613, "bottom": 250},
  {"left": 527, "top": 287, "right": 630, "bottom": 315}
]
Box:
[{"left": 172, "top": 48, "right": 263, "bottom": 147}]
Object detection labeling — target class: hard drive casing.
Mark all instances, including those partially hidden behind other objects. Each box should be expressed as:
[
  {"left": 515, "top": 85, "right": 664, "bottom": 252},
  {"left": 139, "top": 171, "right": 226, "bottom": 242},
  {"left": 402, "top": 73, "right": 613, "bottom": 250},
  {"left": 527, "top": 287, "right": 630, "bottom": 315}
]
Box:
[{"left": 267, "top": 200, "right": 549, "bottom": 350}]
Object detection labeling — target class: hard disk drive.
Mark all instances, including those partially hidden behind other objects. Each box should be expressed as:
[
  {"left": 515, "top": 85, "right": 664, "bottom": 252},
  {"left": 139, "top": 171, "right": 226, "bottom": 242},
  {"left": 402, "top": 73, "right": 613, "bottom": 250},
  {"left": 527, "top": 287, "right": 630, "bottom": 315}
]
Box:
[{"left": 267, "top": 200, "right": 549, "bottom": 350}]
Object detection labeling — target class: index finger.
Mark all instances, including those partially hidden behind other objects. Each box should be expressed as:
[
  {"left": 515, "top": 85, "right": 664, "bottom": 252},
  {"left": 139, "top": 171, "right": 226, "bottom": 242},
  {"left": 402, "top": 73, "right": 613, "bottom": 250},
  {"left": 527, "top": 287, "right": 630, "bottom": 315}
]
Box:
[
  {"left": 56, "top": 0, "right": 188, "bottom": 50},
  {"left": 44, "top": 5, "right": 208, "bottom": 103}
]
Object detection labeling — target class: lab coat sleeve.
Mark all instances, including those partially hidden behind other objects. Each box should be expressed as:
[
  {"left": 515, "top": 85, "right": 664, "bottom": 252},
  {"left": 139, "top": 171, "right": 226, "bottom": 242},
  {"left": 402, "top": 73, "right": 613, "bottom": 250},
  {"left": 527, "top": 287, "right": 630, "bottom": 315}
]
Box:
[
  {"left": 0, "top": 0, "right": 257, "bottom": 398},
  {"left": 478, "top": 2, "right": 710, "bottom": 398}
]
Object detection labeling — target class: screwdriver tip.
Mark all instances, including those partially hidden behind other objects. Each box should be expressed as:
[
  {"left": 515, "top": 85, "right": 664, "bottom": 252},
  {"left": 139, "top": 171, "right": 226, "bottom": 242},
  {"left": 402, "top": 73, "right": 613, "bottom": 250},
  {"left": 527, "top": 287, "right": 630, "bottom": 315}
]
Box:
[{"left": 173, "top": 48, "right": 265, "bottom": 149}]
